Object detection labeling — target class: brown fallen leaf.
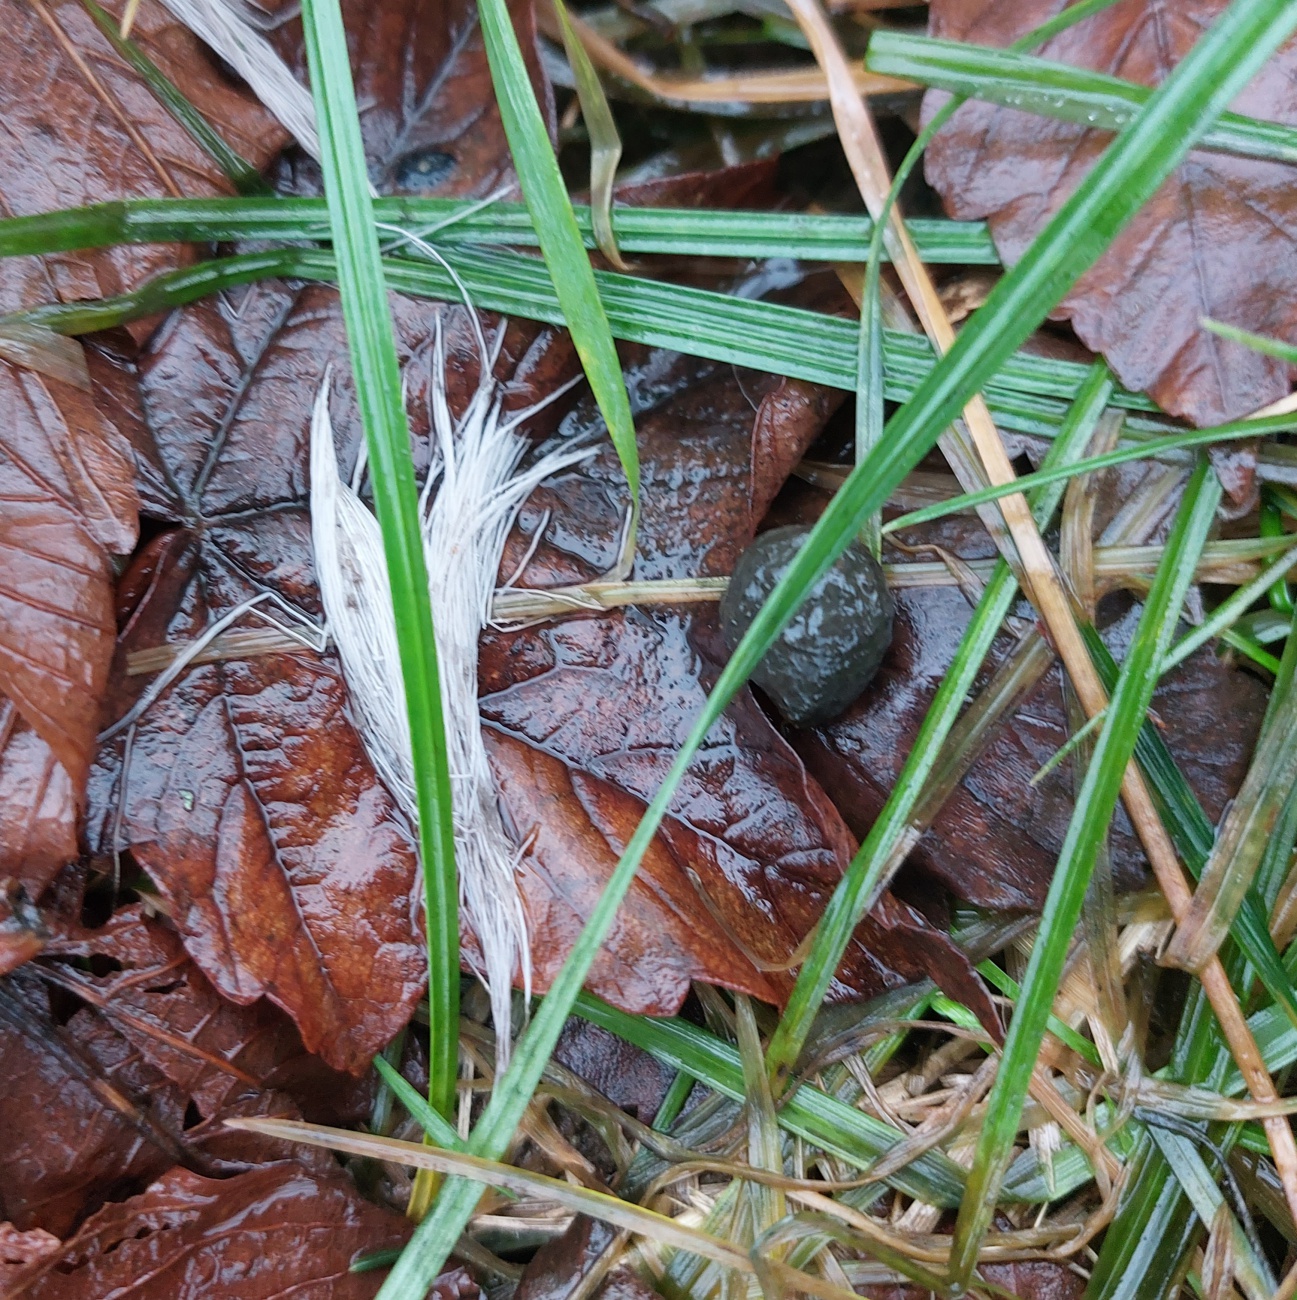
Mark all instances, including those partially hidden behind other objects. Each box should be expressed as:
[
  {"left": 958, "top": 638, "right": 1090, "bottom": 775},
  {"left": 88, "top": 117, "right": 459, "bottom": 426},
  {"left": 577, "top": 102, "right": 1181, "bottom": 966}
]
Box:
[
  {"left": 0, "top": 0, "right": 287, "bottom": 902},
  {"left": 482, "top": 343, "right": 993, "bottom": 1020},
  {"left": 0, "top": 966, "right": 181, "bottom": 1235},
  {"left": 795, "top": 555, "right": 1268, "bottom": 913},
  {"left": 922, "top": 0, "right": 1297, "bottom": 499},
  {"left": 84, "top": 127, "right": 784, "bottom": 1057},
  {"left": 514, "top": 1216, "right": 656, "bottom": 1300},
  {"left": 0, "top": 256, "right": 138, "bottom": 899},
  {"left": 0, "top": 1224, "right": 60, "bottom": 1293},
  {"left": 0, "top": 903, "right": 376, "bottom": 1237},
  {"left": 43, "top": 905, "right": 369, "bottom": 1124},
  {"left": 0, "top": 880, "right": 48, "bottom": 976},
  {"left": 6, "top": 1161, "right": 431, "bottom": 1299},
  {"left": 0, "top": 0, "right": 286, "bottom": 322},
  {"left": 85, "top": 294, "right": 574, "bottom": 1072},
  {"left": 859, "top": 1258, "right": 1083, "bottom": 1300},
  {"left": 80, "top": 0, "right": 572, "bottom": 1068},
  {"left": 267, "top": 0, "right": 550, "bottom": 197}
]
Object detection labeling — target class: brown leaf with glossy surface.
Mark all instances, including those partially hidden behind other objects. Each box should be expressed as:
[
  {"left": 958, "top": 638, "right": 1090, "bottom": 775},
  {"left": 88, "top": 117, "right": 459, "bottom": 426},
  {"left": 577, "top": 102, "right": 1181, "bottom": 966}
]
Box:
[
  {"left": 861, "top": 1257, "right": 1083, "bottom": 1299},
  {"left": 0, "top": 906, "right": 372, "bottom": 1236},
  {"left": 0, "top": 0, "right": 286, "bottom": 319},
  {"left": 0, "top": 256, "right": 139, "bottom": 896},
  {"left": 44, "top": 906, "right": 368, "bottom": 1123},
  {"left": 267, "top": 0, "right": 551, "bottom": 197},
  {"left": 0, "top": 880, "right": 48, "bottom": 976},
  {"left": 87, "top": 284, "right": 577, "bottom": 1071},
  {"left": 923, "top": 0, "right": 1297, "bottom": 495},
  {"left": 7, "top": 1162, "right": 423, "bottom": 1299},
  {"left": 0, "top": 967, "right": 181, "bottom": 1235},
  {"left": 515, "top": 1216, "right": 657, "bottom": 1300},
  {"left": 797, "top": 579, "right": 1268, "bottom": 912},
  {"left": 0, "top": 1224, "right": 60, "bottom": 1292},
  {"left": 482, "top": 344, "right": 992, "bottom": 1018}
]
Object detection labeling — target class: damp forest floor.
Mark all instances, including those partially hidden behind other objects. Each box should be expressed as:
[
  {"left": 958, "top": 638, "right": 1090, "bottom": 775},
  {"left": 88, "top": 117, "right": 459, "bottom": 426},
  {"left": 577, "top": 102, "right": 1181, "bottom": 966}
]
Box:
[{"left": 5, "top": 1, "right": 1297, "bottom": 1299}]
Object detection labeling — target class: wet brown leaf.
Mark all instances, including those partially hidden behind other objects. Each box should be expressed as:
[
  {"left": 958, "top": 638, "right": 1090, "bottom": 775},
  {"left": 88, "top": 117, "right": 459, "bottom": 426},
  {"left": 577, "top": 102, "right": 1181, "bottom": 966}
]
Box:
[
  {"left": 0, "top": 905, "right": 374, "bottom": 1236},
  {"left": 923, "top": 0, "right": 1297, "bottom": 497},
  {"left": 0, "top": 260, "right": 139, "bottom": 898},
  {"left": 7, "top": 1161, "right": 426, "bottom": 1299},
  {"left": 43, "top": 905, "right": 368, "bottom": 1123},
  {"left": 797, "top": 580, "right": 1267, "bottom": 912},
  {"left": 515, "top": 1216, "right": 655, "bottom": 1300},
  {"left": 0, "top": 1224, "right": 60, "bottom": 1292},
  {"left": 482, "top": 346, "right": 993, "bottom": 1018},
  {"left": 0, "top": 880, "right": 48, "bottom": 976},
  {"left": 0, "top": 0, "right": 287, "bottom": 897},
  {"left": 861, "top": 1258, "right": 1083, "bottom": 1299},
  {"left": 0, "top": 967, "right": 181, "bottom": 1235},
  {"left": 85, "top": 293, "right": 573, "bottom": 1072},
  {"left": 0, "top": 0, "right": 286, "bottom": 321},
  {"left": 267, "top": 0, "right": 550, "bottom": 197},
  {"left": 81, "top": 0, "right": 571, "bottom": 1069}
]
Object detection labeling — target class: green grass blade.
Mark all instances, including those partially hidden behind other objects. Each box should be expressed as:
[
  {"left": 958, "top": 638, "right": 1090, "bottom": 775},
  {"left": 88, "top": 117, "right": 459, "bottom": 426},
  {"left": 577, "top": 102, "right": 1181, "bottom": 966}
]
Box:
[
  {"left": 382, "top": 3, "right": 1297, "bottom": 1291},
  {"left": 1202, "top": 317, "right": 1297, "bottom": 364},
  {"left": 475, "top": 0, "right": 639, "bottom": 528},
  {"left": 884, "top": 411, "right": 1297, "bottom": 534},
  {"left": 1, "top": 242, "right": 1182, "bottom": 443},
  {"left": 1165, "top": 630, "right": 1297, "bottom": 971},
  {"left": 1085, "top": 626, "right": 1297, "bottom": 1031},
  {"left": 950, "top": 461, "right": 1221, "bottom": 1284},
  {"left": 867, "top": 31, "right": 1297, "bottom": 167},
  {"left": 0, "top": 196, "right": 1001, "bottom": 264},
  {"left": 572, "top": 994, "right": 967, "bottom": 1205},
  {"left": 372, "top": 1057, "right": 465, "bottom": 1152},
  {"left": 765, "top": 362, "right": 1114, "bottom": 1078},
  {"left": 298, "top": 0, "right": 460, "bottom": 1121},
  {"left": 78, "top": 0, "right": 272, "bottom": 195}
]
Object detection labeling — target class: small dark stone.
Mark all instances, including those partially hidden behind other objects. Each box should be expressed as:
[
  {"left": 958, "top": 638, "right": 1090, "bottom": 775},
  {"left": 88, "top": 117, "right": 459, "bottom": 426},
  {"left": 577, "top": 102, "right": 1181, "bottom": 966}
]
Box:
[
  {"left": 720, "top": 524, "right": 893, "bottom": 728},
  {"left": 391, "top": 148, "right": 457, "bottom": 193}
]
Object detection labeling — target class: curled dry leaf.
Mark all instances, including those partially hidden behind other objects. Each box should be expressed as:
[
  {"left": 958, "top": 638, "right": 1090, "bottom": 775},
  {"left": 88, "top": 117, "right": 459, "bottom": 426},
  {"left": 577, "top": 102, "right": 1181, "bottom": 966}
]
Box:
[
  {"left": 923, "top": 0, "right": 1297, "bottom": 499},
  {"left": 6, "top": 1161, "right": 432, "bottom": 1299},
  {"left": 482, "top": 342, "right": 992, "bottom": 1019}
]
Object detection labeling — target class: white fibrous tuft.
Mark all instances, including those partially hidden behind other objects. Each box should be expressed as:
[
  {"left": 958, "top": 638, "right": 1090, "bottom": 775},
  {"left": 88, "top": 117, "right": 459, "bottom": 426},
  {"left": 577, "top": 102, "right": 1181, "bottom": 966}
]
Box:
[
  {"left": 310, "top": 325, "right": 591, "bottom": 1069},
  {"left": 159, "top": 0, "right": 321, "bottom": 160}
]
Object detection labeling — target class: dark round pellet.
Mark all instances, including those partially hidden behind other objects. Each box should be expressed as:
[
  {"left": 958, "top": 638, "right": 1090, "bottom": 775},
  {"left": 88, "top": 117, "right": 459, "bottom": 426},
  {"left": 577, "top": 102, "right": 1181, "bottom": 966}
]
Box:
[{"left": 720, "top": 524, "right": 894, "bottom": 728}]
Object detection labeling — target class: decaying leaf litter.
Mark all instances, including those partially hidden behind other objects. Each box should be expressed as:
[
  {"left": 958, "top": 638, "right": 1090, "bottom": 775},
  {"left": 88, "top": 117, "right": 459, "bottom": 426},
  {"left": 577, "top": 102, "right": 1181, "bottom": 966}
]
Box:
[{"left": 7, "top": 0, "right": 1297, "bottom": 1295}]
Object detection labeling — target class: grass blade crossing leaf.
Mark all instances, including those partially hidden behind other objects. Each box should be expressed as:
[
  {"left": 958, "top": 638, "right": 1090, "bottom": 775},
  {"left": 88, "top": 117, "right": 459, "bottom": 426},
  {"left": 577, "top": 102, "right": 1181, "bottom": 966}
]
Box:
[
  {"left": 867, "top": 31, "right": 1297, "bottom": 166},
  {"left": 298, "top": 0, "right": 460, "bottom": 1120},
  {"left": 475, "top": 0, "right": 639, "bottom": 548},
  {"left": 950, "top": 461, "right": 1220, "bottom": 1282}
]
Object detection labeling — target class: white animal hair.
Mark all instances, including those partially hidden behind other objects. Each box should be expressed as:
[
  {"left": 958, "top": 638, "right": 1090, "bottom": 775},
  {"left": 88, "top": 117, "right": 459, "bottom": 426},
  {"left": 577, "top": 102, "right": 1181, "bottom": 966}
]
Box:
[
  {"left": 158, "top": 0, "right": 321, "bottom": 161},
  {"left": 311, "top": 325, "right": 591, "bottom": 1069}
]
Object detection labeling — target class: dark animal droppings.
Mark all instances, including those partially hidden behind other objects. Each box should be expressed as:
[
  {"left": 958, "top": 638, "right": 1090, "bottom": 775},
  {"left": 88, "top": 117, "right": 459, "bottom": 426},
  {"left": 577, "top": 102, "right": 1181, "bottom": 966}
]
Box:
[
  {"left": 720, "top": 525, "right": 894, "bottom": 727},
  {"left": 392, "top": 148, "right": 457, "bottom": 192}
]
